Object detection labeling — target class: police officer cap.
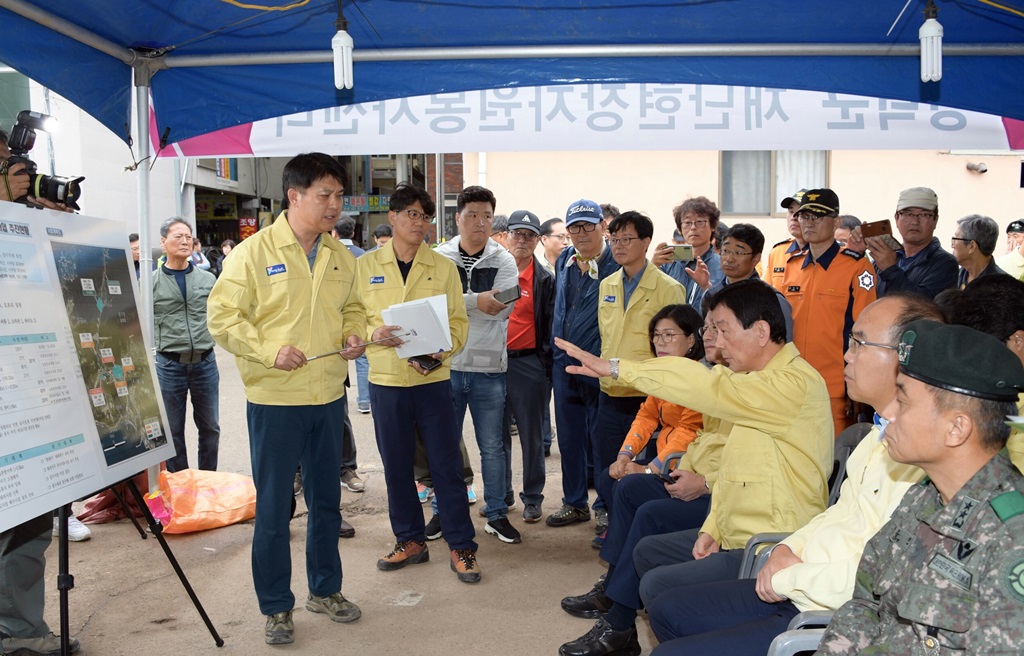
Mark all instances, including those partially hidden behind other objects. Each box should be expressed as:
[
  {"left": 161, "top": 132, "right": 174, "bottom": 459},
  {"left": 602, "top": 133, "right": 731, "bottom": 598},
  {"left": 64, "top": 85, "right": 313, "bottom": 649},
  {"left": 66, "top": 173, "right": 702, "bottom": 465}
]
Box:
[{"left": 897, "top": 320, "right": 1024, "bottom": 402}]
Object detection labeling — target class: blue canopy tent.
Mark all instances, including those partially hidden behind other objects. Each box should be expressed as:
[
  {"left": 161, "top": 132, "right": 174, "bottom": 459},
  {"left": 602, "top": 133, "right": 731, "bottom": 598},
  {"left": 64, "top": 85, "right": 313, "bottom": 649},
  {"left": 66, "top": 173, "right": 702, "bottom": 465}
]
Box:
[{"left": 1, "top": 0, "right": 1023, "bottom": 145}]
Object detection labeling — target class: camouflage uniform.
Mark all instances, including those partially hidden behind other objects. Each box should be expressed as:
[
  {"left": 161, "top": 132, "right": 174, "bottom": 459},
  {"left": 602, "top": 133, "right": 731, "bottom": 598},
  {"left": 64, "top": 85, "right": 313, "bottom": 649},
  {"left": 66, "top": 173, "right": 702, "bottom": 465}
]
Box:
[{"left": 817, "top": 453, "right": 1024, "bottom": 655}]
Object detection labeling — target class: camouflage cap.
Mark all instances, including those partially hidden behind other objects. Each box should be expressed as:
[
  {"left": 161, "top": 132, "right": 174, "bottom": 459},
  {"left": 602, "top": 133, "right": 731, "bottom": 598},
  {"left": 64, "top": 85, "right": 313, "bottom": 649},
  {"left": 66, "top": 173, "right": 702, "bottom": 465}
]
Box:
[{"left": 897, "top": 320, "right": 1024, "bottom": 402}]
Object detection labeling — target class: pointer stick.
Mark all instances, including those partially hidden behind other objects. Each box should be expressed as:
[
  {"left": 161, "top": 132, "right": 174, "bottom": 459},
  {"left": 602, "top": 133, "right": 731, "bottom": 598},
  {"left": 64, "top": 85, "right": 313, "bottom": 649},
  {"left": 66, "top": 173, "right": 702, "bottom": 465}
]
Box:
[{"left": 306, "top": 330, "right": 417, "bottom": 361}]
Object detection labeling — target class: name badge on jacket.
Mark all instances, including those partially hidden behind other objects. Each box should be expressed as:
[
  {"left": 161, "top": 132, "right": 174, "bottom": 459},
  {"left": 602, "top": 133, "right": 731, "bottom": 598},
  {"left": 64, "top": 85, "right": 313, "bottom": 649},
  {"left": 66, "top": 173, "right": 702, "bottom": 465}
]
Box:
[
  {"left": 603, "top": 295, "right": 616, "bottom": 303},
  {"left": 266, "top": 264, "right": 286, "bottom": 276},
  {"left": 370, "top": 276, "right": 385, "bottom": 284}
]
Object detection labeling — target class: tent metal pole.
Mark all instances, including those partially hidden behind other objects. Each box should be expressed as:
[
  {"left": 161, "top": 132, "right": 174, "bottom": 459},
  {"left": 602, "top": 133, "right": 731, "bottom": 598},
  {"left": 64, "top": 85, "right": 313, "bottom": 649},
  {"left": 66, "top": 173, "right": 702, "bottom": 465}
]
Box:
[
  {"left": 0, "top": 0, "right": 137, "bottom": 64},
  {"left": 132, "top": 79, "right": 160, "bottom": 495},
  {"left": 165, "top": 43, "right": 1024, "bottom": 68}
]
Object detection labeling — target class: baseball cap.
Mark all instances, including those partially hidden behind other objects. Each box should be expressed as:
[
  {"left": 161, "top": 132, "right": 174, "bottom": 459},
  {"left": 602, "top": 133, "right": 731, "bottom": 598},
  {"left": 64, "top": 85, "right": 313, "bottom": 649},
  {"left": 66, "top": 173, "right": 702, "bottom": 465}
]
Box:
[
  {"left": 565, "top": 199, "right": 603, "bottom": 225},
  {"left": 898, "top": 320, "right": 1024, "bottom": 402},
  {"left": 780, "top": 189, "right": 808, "bottom": 210},
  {"left": 1006, "top": 219, "right": 1024, "bottom": 234},
  {"left": 796, "top": 189, "right": 840, "bottom": 216},
  {"left": 508, "top": 210, "right": 542, "bottom": 235},
  {"left": 896, "top": 187, "right": 938, "bottom": 212}
]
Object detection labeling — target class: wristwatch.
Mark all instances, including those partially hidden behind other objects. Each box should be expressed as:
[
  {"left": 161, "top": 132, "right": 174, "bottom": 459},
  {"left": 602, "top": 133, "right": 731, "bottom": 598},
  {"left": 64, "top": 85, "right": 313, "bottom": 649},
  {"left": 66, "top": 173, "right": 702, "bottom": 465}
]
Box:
[
  {"left": 644, "top": 465, "right": 652, "bottom": 475},
  {"left": 609, "top": 358, "right": 620, "bottom": 380}
]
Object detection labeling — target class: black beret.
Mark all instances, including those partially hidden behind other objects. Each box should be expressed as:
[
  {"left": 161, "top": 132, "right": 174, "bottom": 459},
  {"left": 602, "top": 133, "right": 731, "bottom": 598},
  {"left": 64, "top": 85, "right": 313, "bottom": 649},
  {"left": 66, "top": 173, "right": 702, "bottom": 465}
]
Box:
[{"left": 897, "top": 320, "right": 1024, "bottom": 402}]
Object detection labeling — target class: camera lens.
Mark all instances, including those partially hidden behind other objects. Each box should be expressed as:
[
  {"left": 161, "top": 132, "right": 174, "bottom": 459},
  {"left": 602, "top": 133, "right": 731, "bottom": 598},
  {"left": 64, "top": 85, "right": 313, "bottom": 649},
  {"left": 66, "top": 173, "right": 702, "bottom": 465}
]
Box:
[{"left": 30, "top": 173, "right": 85, "bottom": 211}]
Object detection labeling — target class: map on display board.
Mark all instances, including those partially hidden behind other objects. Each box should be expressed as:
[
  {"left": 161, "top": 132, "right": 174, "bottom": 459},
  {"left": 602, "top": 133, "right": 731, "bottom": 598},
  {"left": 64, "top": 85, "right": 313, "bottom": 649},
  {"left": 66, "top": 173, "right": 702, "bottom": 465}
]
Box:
[{"left": 0, "top": 202, "right": 173, "bottom": 532}]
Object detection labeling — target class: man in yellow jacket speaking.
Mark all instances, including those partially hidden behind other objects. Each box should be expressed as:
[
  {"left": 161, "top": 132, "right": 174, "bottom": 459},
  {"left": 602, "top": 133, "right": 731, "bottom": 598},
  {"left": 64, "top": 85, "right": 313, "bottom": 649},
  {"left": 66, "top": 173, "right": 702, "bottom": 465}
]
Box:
[{"left": 208, "top": 153, "right": 365, "bottom": 646}]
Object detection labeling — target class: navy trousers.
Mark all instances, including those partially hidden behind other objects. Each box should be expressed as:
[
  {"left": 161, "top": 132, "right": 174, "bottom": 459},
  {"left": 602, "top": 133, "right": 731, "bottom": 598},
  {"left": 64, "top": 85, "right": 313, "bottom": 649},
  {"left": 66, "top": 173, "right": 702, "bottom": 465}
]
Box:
[
  {"left": 370, "top": 381, "right": 476, "bottom": 551},
  {"left": 552, "top": 367, "right": 601, "bottom": 509},
  {"left": 247, "top": 397, "right": 346, "bottom": 615},
  {"left": 648, "top": 578, "right": 800, "bottom": 656},
  {"left": 593, "top": 393, "right": 646, "bottom": 511},
  {"left": 602, "top": 478, "right": 711, "bottom": 612}
]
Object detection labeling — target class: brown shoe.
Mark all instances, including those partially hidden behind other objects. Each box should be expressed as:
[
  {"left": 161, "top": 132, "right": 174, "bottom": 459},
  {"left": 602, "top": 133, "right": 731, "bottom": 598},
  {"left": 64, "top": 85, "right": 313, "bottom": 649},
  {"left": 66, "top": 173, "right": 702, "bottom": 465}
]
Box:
[
  {"left": 377, "top": 540, "right": 429, "bottom": 571},
  {"left": 339, "top": 518, "right": 355, "bottom": 539},
  {"left": 450, "top": 549, "right": 481, "bottom": 583}
]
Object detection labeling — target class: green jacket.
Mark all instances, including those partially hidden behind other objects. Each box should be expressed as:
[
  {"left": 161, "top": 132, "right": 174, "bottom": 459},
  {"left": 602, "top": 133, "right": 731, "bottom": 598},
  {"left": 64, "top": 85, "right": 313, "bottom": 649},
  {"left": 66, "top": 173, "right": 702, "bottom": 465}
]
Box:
[{"left": 153, "top": 263, "right": 216, "bottom": 360}]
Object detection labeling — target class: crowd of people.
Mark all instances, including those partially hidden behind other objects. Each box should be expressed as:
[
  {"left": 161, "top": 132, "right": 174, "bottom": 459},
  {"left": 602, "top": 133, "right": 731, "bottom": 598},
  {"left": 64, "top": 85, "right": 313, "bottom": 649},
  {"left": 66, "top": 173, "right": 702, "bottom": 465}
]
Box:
[{"left": 3, "top": 140, "right": 1024, "bottom": 655}]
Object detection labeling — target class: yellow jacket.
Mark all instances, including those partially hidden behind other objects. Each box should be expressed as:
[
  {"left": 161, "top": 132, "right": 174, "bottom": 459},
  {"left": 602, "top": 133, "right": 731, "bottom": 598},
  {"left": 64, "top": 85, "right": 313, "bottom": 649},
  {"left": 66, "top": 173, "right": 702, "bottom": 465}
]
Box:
[
  {"left": 206, "top": 212, "right": 363, "bottom": 406},
  {"left": 354, "top": 241, "right": 468, "bottom": 387},
  {"left": 618, "top": 342, "right": 833, "bottom": 550},
  {"left": 598, "top": 263, "right": 686, "bottom": 397},
  {"left": 774, "top": 428, "right": 924, "bottom": 612},
  {"left": 674, "top": 414, "right": 732, "bottom": 491}
]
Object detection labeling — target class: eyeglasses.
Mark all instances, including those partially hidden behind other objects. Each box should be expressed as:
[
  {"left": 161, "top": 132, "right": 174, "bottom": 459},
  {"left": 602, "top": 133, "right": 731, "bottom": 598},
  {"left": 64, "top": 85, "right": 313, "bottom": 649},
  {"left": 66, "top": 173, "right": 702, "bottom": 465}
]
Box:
[
  {"left": 950, "top": 236, "right": 973, "bottom": 246},
  {"left": 651, "top": 331, "right": 684, "bottom": 343},
  {"left": 566, "top": 222, "right": 599, "bottom": 234},
  {"left": 400, "top": 208, "right": 434, "bottom": 224},
  {"left": 795, "top": 212, "right": 833, "bottom": 224},
  {"left": 698, "top": 326, "right": 718, "bottom": 339},
  {"left": 509, "top": 230, "right": 539, "bottom": 241},
  {"left": 897, "top": 210, "right": 935, "bottom": 221},
  {"left": 545, "top": 233, "right": 570, "bottom": 242},
  {"left": 680, "top": 219, "right": 709, "bottom": 230},
  {"left": 847, "top": 335, "right": 897, "bottom": 354},
  {"left": 720, "top": 248, "right": 752, "bottom": 258},
  {"left": 608, "top": 236, "right": 641, "bottom": 247}
]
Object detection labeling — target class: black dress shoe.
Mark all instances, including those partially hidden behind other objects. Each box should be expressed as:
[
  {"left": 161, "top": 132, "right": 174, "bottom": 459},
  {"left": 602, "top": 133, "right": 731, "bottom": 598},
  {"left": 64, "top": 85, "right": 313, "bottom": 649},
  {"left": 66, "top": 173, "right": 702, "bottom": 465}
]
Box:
[
  {"left": 339, "top": 518, "right": 355, "bottom": 539},
  {"left": 561, "top": 579, "right": 613, "bottom": 618},
  {"left": 558, "top": 619, "right": 639, "bottom": 656}
]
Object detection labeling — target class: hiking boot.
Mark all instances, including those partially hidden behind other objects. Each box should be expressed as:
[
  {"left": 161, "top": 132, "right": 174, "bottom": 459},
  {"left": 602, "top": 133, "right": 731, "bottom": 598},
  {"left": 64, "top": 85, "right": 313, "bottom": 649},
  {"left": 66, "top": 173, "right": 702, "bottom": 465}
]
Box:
[
  {"left": 264, "top": 610, "right": 294, "bottom": 645},
  {"left": 484, "top": 517, "right": 522, "bottom": 544},
  {"left": 293, "top": 469, "right": 303, "bottom": 496},
  {"left": 594, "top": 508, "right": 609, "bottom": 535},
  {"left": 450, "top": 549, "right": 481, "bottom": 583},
  {"left": 416, "top": 482, "right": 433, "bottom": 503},
  {"left": 377, "top": 540, "right": 429, "bottom": 571},
  {"left": 0, "top": 632, "right": 80, "bottom": 655},
  {"left": 561, "top": 578, "right": 613, "bottom": 619},
  {"left": 340, "top": 469, "right": 365, "bottom": 493},
  {"left": 523, "top": 503, "right": 543, "bottom": 523},
  {"left": 546, "top": 503, "right": 591, "bottom": 527},
  {"left": 424, "top": 513, "right": 443, "bottom": 541},
  {"left": 305, "top": 592, "right": 361, "bottom": 623},
  {"left": 559, "top": 618, "right": 639, "bottom": 656}
]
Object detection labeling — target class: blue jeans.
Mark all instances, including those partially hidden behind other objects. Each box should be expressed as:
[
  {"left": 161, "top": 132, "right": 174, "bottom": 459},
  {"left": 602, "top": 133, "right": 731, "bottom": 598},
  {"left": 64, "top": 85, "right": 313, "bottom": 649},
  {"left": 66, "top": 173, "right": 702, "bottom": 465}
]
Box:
[
  {"left": 247, "top": 397, "right": 346, "bottom": 615},
  {"left": 354, "top": 354, "right": 370, "bottom": 408},
  {"left": 156, "top": 351, "right": 221, "bottom": 473},
  {"left": 450, "top": 371, "right": 507, "bottom": 522}
]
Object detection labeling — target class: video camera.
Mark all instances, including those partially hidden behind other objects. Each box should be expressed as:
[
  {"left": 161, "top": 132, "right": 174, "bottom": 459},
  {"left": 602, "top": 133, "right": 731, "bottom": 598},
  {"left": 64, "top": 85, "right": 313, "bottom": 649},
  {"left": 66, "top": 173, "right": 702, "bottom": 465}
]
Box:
[{"left": 1, "top": 110, "right": 84, "bottom": 210}]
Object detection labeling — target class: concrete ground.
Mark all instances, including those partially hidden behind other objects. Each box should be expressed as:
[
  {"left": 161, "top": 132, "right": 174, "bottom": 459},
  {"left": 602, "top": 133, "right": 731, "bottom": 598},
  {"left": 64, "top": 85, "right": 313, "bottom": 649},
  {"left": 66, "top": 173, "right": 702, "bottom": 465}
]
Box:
[{"left": 52, "top": 347, "right": 661, "bottom": 655}]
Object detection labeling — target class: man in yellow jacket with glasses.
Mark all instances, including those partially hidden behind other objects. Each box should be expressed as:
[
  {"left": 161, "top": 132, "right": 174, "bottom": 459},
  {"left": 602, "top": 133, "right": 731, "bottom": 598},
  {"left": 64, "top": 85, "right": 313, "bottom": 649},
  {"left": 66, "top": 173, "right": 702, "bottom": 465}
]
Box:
[{"left": 208, "top": 153, "right": 365, "bottom": 646}]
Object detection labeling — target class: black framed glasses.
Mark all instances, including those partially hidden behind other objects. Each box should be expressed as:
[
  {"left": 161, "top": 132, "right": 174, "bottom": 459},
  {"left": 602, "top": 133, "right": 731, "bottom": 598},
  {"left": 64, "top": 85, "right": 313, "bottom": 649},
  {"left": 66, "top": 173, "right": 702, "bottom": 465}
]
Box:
[
  {"left": 401, "top": 208, "right": 435, "bottom": 224},
  {"left": 795, "top": 212, "right": 832, "bottom": 224},
  {"left": 567, "top": 222, "right": 599, "bottom": 234},
  {"left": 608, "top": 236, "right": 641, "bottom": 247}
]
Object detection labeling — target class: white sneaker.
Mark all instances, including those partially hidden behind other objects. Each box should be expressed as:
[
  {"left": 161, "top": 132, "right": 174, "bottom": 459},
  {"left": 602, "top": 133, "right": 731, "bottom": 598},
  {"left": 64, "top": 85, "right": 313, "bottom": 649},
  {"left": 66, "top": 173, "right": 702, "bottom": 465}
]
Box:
[{"left": 53, "top": 515, "right": 92, "bottom": 542}]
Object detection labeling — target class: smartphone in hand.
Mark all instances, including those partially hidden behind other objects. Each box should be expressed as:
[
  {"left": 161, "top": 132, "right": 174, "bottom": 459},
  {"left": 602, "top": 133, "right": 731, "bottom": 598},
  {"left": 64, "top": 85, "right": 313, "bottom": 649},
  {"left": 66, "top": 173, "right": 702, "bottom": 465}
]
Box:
[{"left": 408, "top": 354, "right": 442, "bottom": 372}]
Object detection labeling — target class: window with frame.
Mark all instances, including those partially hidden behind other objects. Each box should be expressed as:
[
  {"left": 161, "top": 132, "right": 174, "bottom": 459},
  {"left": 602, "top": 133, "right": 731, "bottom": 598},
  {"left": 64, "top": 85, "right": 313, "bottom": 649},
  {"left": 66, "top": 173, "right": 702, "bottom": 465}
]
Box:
[{"left": 720, "top": 151, "right": 828, "bottom": 215}]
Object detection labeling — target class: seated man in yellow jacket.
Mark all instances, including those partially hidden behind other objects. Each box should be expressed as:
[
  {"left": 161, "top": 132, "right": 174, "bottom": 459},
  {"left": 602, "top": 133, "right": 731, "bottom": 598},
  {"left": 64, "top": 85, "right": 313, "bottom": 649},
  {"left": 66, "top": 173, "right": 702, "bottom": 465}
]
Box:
[
  {"left": 644, "top": 293, "right": 946, "bottom": 656},
  {"left": 555, "top": 279, "right": 834, "bottom": 656}
]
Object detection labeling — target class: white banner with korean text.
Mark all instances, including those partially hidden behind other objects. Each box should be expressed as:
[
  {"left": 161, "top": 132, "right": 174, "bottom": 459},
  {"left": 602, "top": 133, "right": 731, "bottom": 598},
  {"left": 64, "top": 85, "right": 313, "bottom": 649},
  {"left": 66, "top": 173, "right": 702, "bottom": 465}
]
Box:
[{"left": 159, "top": 84, "right": 1019, "bottom": 158}]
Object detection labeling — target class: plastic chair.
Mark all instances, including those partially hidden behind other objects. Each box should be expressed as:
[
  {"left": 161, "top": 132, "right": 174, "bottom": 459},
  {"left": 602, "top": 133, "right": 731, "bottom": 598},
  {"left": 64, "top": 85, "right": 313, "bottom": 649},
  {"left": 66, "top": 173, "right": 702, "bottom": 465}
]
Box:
[
  {"left": 766, "top": 611, "right": 834, "bottom": 655},
  {"left": 827, "top": 423, "right": 873, "bottom": 507},
  {"left": 737, "top": 532, "right": 791, "bottom": 579}
]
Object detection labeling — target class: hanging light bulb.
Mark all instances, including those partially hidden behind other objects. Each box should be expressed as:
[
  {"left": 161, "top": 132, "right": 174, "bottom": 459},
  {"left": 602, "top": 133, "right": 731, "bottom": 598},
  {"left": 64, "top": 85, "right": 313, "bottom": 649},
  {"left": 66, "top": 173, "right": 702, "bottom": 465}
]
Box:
[
  {"left": 332, "top": 0, "right": 353, "bottom": 90},
  {"left": 919, "top": 0, "right": 943, "bottom": 83}
]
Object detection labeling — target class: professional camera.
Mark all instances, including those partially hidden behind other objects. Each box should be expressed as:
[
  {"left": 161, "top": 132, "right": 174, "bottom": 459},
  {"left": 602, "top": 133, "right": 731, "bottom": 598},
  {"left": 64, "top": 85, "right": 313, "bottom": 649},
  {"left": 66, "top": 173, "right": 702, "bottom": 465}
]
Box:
[{"left": 1, "top": 110, "right": 84, "bottom": 210}]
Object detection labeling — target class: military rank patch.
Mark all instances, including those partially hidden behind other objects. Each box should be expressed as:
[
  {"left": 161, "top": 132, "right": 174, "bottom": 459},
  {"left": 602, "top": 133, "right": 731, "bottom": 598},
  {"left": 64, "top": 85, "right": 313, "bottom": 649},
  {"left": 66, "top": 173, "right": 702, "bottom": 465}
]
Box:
[
  {"left": 1004, "top": 557, "right": 1024, "bottom": 603},
  {"left": 950, "top": 496, "right": 980, "bottom": 533},
  {"left": 857, "top": 270, "right": 875, "bottom": 291}
]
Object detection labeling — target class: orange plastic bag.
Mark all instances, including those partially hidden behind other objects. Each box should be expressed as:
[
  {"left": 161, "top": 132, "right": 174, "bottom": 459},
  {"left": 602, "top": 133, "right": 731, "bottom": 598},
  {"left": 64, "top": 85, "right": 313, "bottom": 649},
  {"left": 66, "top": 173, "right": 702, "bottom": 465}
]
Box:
[{"left": 148, "top": 469, "right": 256, "bottom": 534}]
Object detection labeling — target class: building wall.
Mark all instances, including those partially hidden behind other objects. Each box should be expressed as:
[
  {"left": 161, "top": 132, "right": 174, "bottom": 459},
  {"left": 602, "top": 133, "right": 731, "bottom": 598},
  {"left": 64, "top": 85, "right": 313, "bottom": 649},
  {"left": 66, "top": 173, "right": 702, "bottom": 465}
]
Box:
[{"left": 464, "top": 150, "right": 1024, "bottom": 261}]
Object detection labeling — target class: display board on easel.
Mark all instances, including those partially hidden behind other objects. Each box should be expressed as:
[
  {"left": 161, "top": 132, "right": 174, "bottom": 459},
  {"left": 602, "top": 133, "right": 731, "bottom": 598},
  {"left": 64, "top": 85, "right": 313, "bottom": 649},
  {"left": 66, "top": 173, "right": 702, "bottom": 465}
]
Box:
[{"left": 0, "top": 202, "right": 173, "bottom": 532}]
